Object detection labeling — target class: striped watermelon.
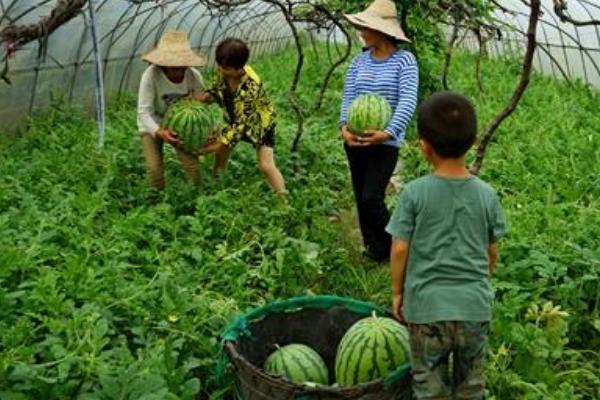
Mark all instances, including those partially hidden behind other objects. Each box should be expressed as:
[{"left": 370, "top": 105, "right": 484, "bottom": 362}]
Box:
[
  {"left": 264, "top": 343, "right": 329, "bottom": 385},
  {"left": 347, "top": 94, "right": 392, "bottom": 136},
  {"left": 163, "top": 99, "right": 220, "bottom": 153},
  {"left": 335, "top": 313, "right": 410, "bottom": 386}
]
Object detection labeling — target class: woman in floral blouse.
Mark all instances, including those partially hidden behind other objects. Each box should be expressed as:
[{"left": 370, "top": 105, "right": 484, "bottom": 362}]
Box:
[{"left": 196, "top": 38, "right": 286, "bottom": 194}]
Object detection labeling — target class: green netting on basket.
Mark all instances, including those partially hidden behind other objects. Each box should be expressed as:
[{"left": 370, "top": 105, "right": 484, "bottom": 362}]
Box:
[
  {"left": 216, "top": 295, "right": 413, "bottom": 400},
  {"left": 221, "top": 295, "right": 391, "bottom": 342}
]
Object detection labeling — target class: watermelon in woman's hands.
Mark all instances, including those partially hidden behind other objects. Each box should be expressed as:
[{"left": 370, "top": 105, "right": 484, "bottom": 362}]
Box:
[{"left": 347, "top": 94, "right": 392, "bottom": 136}]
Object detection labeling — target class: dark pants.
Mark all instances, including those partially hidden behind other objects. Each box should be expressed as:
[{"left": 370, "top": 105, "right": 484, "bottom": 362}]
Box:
[{"left": 344, "top": 143, "right": 399, "bottom": 260}]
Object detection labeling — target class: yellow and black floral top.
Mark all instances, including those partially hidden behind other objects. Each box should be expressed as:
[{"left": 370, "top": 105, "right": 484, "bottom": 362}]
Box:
[{"left": 207, "top": 65, "right": 276, "bottom": 147}]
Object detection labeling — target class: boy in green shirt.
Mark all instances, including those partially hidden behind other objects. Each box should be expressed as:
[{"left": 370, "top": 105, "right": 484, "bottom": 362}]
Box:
[{"left": 386, "top": 92, "right": 506, "bottom": 399}]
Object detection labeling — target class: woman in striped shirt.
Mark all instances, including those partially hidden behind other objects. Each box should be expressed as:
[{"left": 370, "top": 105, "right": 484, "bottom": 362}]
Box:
[{"left": 340, "top": 0, "right": 419, "bottom": 263}]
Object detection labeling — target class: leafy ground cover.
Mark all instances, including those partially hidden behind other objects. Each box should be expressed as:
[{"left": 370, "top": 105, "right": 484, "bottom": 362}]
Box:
[{"left": 0, "top": 45, "right": 599, "bottom": 399}]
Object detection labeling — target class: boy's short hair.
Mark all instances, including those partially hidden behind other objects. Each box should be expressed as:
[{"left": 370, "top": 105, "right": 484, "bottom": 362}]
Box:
[
  {"left": 215, "top": 38, "right": 249, "bottom": 69},
  {"left": 417, "top": 91, "right": 477, "bottom": 158}
]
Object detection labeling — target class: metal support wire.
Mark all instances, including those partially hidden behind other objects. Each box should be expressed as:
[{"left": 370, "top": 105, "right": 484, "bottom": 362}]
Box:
[{"left": 88, "top": 0, "right": 106, "bottom": 148}]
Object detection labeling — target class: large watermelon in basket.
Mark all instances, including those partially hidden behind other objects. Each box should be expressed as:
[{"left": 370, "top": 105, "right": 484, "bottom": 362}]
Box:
[
  {"left": 163, "top": 99, "right": 221, "bottom": 153},
  {"left": 347, "top": 94, "right": 392, "bottom": 136},
  {"left": 335, "top": 312, "right": 410, "bottom": 386}
]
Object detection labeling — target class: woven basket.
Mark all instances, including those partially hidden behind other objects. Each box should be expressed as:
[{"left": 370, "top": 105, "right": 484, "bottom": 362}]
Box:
[{"left": 220, "top": 296, "right": 413, "bottom": 400}]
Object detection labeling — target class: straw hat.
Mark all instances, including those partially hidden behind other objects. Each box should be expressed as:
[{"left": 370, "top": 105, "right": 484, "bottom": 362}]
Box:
[
  {"left": 142, "top": 30, "right": 206, "bottom": 67},
  {"left": 344, "top": 0, "right": 410, "bottom": 42}
]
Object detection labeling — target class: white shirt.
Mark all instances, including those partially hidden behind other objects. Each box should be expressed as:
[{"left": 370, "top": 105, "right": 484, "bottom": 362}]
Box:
[{"left": 137, "top": 65, "right": 204, "bottom": 136}]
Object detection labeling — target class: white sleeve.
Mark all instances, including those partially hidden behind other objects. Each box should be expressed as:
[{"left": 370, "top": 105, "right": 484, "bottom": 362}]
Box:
[
  {"left": 189, "top": 68, "right": 204, "bottom": 91},
  {"left": 137, "top": 67, "right": 161, "bottom": 136}
]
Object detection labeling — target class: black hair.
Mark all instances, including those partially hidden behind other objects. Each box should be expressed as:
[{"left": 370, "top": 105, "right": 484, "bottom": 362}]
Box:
[
  {"left": 417, "top": 91, "right": 477, "bottom": 158},
  {"left": 215, "top": 38, "right": 249, "bottom": 69}
]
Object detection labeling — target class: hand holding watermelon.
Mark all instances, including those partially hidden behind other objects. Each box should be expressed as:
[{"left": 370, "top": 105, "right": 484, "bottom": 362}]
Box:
[
  {"left": 192, "top": 137, "right": 223, "bottom": 156},
  {"left": 341, "top": 125, "right": 367, "bottom": 147},
  {"left": 341, "top": 126, "right": 392, "bottom": 147},
  {"left": 192, "top": 90, "right": 214, "bottom": 103},
  {"left": 359, "top": 130, "right": 393, "bottom": 145},
  {"left": 157, "top": 128, "right": 181, "bottom": 146}
]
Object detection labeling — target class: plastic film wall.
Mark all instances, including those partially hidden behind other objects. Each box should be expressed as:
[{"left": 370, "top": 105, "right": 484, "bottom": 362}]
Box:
[
  {"left": 460, "top": 0, "right": 600, "bottom": 87},
  {"left": 0, "top": 0, "right": 296, "bottom": 133}
]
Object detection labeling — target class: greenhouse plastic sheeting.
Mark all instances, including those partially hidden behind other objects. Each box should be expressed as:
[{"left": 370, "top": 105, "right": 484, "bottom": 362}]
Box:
[
  {"left": 1, "top": 0, "right": 599, "bottom": 134},
  {"left": 0, "top": 0, "right": 295, "bottom": 133},
  {"left": 461, "top": 0, "right": 600, "bottom": 87}
]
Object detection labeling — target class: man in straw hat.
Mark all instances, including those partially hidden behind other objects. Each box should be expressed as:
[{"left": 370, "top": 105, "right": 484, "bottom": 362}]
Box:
[
  {"left": 137, "top": 29, "right": 206, "bottom": 190},
  {"left": 339, "top": 0, "right": 418, "bottom": 261}
]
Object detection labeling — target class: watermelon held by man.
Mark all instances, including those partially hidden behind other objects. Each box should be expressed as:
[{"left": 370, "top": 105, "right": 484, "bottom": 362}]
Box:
[
  {"left": 335, "top": 312, "right": 410, "bottom": 386},
  {"left": 347, "top": 93, "right": 392, "bottom": 136},
  {"left": 264, "top": 343, "right": 329, "bottom": 385},
  {"left": 162, "top": 98, "right": 221, "bottom": 153}
]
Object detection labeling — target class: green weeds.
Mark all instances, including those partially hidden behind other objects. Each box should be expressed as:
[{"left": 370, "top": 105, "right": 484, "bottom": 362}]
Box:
[{"left": 0, "top": 47, "right": 598, "bottom": 399}]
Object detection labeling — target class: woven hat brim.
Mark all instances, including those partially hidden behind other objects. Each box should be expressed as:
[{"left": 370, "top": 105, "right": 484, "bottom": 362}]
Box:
[
  {"left": 142, "top": 49, "right": 206, "bottom": 67},
  {"left": 345, "top": 13, "right": 410, "bottom": 42}
]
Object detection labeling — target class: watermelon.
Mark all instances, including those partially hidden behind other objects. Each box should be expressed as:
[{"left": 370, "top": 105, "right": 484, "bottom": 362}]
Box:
[
  {"left": 335, "top": 313, "right": 410, "bottom": 386},
  {"left": 264, "top": 343, "right": 329, "bottom": 385},
  {"left": 163, "top": 99, "right": 220, "bottom": 153},
  {"left": 346, "top": 94, "right": 392, "bottom": 136}
]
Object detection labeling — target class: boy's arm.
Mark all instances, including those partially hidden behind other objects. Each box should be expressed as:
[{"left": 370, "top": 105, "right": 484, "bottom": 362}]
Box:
[
  {"left": 191, "top": 74, "right": 219, "bottom": 104},
  {"left": 488, "top": 191, "right": 506, "bottom": 276},
  {"left": 391, "top": 239, "right": 410, "bottom": 322},
  {"left": 191, "top": 90, "right": 215, "bottom": 103},
  {"left": 192, "top": 136, "right": 224, "bottom": 156},
  {"left": 488, "top": 242, "right": 499, "bottom": 275}
]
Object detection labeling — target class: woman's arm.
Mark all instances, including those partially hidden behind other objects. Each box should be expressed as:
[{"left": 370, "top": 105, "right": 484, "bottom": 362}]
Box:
[
  {"left": 340, "top": 56, "right": 367, "bottom": 146},
  {"left": 137, "top": 68, "right": 161, "bottom": 136},
  {"left": 339, "top": 56, "right": 360, "bottom": 129},
  {"left": 384, "top": 52, "right": 419, "bottom": 143}
]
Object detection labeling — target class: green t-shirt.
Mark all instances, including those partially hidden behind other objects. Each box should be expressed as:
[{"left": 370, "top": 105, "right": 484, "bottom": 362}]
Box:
[{"left": 386, "top": 174, "right": 506, "bottom": 324}]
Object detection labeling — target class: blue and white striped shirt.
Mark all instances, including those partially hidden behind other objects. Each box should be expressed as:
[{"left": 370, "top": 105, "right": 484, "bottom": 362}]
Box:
[{"left": 340, "top": 49, "right": 419, "bottom": 148}]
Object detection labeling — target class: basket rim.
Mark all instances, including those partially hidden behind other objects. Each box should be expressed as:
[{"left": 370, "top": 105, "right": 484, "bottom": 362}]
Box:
[{"left": 221, "top": 295, "right": 392, "bottom": 341}]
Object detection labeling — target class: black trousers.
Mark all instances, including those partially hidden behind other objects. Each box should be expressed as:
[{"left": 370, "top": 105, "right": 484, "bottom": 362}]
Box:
[{"left": 345, "top": 143, "right": 399, "bottom": 260}]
